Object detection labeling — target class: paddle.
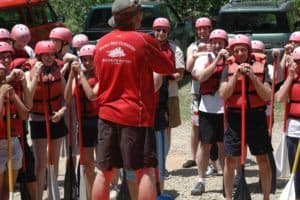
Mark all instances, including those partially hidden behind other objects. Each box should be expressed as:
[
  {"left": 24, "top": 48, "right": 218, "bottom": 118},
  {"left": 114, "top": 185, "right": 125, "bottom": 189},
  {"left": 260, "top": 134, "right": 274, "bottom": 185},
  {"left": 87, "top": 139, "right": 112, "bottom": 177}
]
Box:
[
  {"left": 63, "top": 106, "right": 77, "bottom": 200},
  {"left": 74, "top": 74, "right": 88, "bottom": 200},
  {"left": 41, "top": 75, "right": 60, "bottom": 200},
  {"left": 233, "top": 76, "right": 251, "bottom": 200},
  {"left": 6, "top": 99, "right": 14, "bottom": 200},
  {"left": 274, "top": 103, "right": 290, "bottom": 178},
  {"left": 267, "top": 54, "right": 278, "bottom": 193},
  {"left": 280, "top": 140, "right": 300, "bottom": 200}
]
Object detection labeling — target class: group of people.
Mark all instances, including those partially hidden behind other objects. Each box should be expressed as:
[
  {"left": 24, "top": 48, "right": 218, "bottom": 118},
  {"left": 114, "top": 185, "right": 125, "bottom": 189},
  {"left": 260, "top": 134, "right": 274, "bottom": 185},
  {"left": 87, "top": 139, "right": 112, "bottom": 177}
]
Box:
[{"left": 0, "top": 0, "right": 299, "bottom": 199}]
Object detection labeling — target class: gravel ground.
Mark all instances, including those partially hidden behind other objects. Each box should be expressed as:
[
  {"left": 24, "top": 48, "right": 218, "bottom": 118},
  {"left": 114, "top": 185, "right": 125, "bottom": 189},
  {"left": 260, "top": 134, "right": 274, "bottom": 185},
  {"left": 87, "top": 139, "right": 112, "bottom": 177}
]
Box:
[
  {"left": 164, "top": 120, "right": 288, "bottom": 200},
  {"left": 13, "top": 119, "right": 288, "bottom": 199}
]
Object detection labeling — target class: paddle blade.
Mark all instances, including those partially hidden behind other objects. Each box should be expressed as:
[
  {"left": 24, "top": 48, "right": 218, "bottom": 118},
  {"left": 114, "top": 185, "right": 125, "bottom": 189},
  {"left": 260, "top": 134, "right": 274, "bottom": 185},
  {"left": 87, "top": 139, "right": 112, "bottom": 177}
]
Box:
[
  {"left": 64, "top": 148, "right": 77, "bottom": 200},
  {"left": 274, "top": 134, "right": 290, "bottom": 178},
  {"left": 48, "top": 165, "right": 60, "bottom": 200},
  {"left": 280, "top": 175, "right": 295, "bottom": 200},
  {"left": 9, "top": 192, "right": 14, "bottom": 200},
  {"left": 79, "top": 165, "right": 88, "bottom": 200},
  {"left": 233, "top": 168, "right": 251, "bottom": 200}
]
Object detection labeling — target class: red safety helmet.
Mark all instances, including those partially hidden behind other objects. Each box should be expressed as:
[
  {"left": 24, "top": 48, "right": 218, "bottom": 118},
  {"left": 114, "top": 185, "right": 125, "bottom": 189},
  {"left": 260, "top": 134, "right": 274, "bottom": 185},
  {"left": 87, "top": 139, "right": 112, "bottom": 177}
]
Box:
[
  {"left": 79, "top": 45, "right": 96, "bottom": 57},
  {"left": 0, "top": 28, "right": 11, "bottom": 41},
  {"left": 11, "top": 24, "right": 31, "bottom": 44},
  {"left": 230, "top": 34, "right": 251, "bottom": 50},
  {"left": 49, "top": 27, "right": 72, "bottom": 44},
  {"left": 289, "top": 31, "right": 300, "bottom": 43},
  {"left": 152, "top": 17, "right": 170, "bottom": 29},
  {"left": 0, "top": 42, "right": 14, "bottom": 54},
  {"left": 195, "top": 17, "right": 212, "bottom": 28},
  {"left": 35, "top": 40, "right": 56, "bottom": 55},
  {"left": 72, "top": 34, "right": 89, "bottom": 48},
  {"left": 209, "top": 29, "right": 228, "bottom": 44},
  {"left": 251, "top": 40, "right": 265, "bottom": 52},
  {"left": 292, "top": 46, "right": 300, "bottom": 60}
]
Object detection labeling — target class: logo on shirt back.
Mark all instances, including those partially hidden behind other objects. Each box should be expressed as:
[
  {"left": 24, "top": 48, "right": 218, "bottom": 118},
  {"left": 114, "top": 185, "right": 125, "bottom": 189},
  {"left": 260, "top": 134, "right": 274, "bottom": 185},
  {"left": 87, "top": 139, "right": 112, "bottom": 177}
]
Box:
[{"left": 107, "top": 47, "right": 126, "bottom": 58}]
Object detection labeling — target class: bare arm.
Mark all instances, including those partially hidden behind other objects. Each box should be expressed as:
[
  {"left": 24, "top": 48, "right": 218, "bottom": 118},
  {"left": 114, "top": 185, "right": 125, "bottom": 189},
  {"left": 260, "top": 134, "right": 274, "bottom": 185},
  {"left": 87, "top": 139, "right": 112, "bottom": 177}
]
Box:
[
  {"left": 186, "top": 46, "right": 197, "bottom": 72},
  {"left": 276, "top": 63, "right": 296, "bottom": 102},
  {"left": 251, "top": 78, "right": 271, "bottom": 101},
  {"left": 10, "top": 91, "right": 29, "bottom": 120},
  {"left": 79, "top": 71, "right": 99, "bottom": 100},
  {"left": 64, "top": 68, "right": 75, "bottom": 104},
  {"left": 153, "top": 72, "right": 163, "bottom": 92},
  {"left": 219, "top": 72, "right": 239, "bottom": 101}
]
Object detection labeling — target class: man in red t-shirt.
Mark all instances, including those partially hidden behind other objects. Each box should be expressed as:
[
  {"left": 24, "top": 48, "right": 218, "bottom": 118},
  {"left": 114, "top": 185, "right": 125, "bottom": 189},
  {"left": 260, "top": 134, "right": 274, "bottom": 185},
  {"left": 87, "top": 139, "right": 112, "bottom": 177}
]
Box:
[{"left": 92, "top": 0, "right": 174, "bottom": 199}]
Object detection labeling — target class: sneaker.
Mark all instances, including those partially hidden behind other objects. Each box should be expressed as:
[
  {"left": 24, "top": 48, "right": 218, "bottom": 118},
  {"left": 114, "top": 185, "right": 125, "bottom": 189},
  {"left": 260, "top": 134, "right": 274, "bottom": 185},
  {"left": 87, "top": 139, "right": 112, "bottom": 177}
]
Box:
[
  {"left": 109, "top": 185, "right": 119, "bottom": 200},
  {"left": 191, "top": 182, "right": 205, "bottom": 195},
  {"left": 205, "top": 164, "right": 218, "bottom": 177},
  {"left": 182, "top": 160, "right": 196, "bottom": 168}
]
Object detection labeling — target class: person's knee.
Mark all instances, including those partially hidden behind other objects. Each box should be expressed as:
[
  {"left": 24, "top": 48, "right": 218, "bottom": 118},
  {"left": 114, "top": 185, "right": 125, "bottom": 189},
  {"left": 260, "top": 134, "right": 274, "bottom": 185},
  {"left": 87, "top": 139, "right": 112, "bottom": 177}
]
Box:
[
  {"left": 225, "top": 157, "right": 237, "bottom": 170},
  {"left": 256, "top": 154, "right": 270, "bottom": 169}
]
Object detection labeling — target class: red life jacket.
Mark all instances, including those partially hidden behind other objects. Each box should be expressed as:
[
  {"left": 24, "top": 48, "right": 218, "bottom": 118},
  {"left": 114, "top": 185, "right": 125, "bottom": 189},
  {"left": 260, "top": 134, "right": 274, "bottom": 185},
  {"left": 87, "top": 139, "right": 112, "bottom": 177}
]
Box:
[
  {"left": 251, "top": 52, "right": 266, "bottom": 65},
  {"left": 78, "top": 77, "right": 99, "bottom": 117},
  {"left": 200, "top": 54, "right": 225, "bottom": 95},
  {"left": 287, "top": 75, "right": 300, "bottom": 117},
  {"left": 30, "top": 62, "right": 63, "bottom": 115},
  {"left": 0, "top": 100, "right": 23, "bottom": 139},
  {"left": 226, "top": 62, "right": 267, "bottom": 109}
]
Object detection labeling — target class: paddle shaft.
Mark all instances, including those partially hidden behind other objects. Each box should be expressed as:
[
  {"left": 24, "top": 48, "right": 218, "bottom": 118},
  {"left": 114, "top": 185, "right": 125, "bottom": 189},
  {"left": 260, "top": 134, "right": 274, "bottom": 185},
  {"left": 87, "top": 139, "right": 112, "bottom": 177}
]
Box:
[
  {"left": 241, "top": 76, "right": 246, "bottom": 165},
  {"left": 269, "top": 55, "right": 278, "bottom": 135},
  {"left": 6, "top": 100, "right": 14, "bottom": 194},
  {"left": 41, "top": 75, "right": 53, "bottom": 165},
  {"left": 74, "top": 74, "right": 84, "bottom": 164},
  {"left": 291, "top": 140, "right": 300, "bottom": 174}
]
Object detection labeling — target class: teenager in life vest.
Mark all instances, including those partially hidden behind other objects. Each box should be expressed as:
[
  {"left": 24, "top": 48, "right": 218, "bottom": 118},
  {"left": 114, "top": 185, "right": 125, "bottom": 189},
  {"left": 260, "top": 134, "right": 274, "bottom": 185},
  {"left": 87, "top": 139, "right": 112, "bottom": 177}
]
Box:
[
  {"left": 0, "top": 63, "right": 29, "bottom": 199},
  {"left": 190, "top": 29, "right": 228, "bottom": 195},
  {"left": 280, "top": 31, "right": 300, "bottom": 79},
  {"left": 0, "top": 28, "right": 12, "bottom": 44},
  {"left": 25, "top": 40, "right": 67, "bottom": 200},
  {"left": 64, "top": 44, "right": 98, "bottom": 195},
  {"left": 10, "top": 24, "right": 35, "bottom": 59},
  {"left": 183, "top": 17, "right": 213, "bottom": 169},
  {"left": 219, "top": 34, "right": 272, "bottom": 200},
  {"left": 276, "top": 47, "right": 300, "bottom": 199}
]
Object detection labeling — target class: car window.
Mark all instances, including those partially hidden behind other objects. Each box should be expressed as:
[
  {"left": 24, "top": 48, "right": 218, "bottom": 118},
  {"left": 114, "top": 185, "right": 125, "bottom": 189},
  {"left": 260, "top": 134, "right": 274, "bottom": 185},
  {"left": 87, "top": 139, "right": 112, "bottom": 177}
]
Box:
[
  {"left": 141, "top": 8, "right": 155, "bottom": 27},
  {"left": 0, "top": 8, "right": 24, "bottom": 29},
  {"left": 218, "top": 12, "right": 290, "bottom": 33},
  {"left": 89, "top": 8, "right": 111, "bottom": 29},
  {"left": 44, "top": 3, "right": 57, "bottom": 23},
  {"left": 30, "top": 4, "right": 45, "bottom": 26}
]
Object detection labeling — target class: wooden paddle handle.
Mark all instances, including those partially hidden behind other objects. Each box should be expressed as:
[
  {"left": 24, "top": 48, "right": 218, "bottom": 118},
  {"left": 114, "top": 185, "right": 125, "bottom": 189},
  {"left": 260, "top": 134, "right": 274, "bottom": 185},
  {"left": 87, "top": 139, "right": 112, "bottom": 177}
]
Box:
[
  {"left": 241, "top": 76, "right": 246, "bottom": 165},
  {"left": 6, "top": 100, "right": 13, "bottom": 194},
  {"left": 291, "top": 140, "right": 300, "bottom": 174},
  {"left": 74, "top": 74, "right": 83, "bottom": 164}
]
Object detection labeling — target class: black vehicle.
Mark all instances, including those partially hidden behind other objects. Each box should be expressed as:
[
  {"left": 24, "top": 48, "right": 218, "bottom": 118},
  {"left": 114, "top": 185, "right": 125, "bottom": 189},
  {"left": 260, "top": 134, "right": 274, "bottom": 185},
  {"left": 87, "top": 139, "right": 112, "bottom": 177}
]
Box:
[{"left": 82, "top": 1, "right": 194, "bottom": 53}]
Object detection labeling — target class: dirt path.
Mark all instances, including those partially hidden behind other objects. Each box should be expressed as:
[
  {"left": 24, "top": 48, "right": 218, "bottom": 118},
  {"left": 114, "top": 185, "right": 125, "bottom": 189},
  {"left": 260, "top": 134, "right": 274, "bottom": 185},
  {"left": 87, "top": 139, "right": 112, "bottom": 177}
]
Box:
[{"left": 164, "top": 120, "right": 287, "bottom": 199}]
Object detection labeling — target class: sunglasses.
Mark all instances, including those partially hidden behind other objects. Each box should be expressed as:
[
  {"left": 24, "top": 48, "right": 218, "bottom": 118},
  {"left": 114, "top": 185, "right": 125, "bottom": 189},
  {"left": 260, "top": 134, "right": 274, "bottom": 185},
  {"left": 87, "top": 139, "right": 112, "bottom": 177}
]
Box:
[{"left": 155, "top": 28, "right": 168, "bottom": 33}]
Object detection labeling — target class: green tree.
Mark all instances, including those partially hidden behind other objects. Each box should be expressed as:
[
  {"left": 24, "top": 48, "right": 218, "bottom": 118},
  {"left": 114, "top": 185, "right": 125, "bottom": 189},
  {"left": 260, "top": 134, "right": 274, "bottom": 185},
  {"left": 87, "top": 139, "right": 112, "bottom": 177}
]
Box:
[{"left": 50, "top": 0, "right": 228, "bottom": 33}]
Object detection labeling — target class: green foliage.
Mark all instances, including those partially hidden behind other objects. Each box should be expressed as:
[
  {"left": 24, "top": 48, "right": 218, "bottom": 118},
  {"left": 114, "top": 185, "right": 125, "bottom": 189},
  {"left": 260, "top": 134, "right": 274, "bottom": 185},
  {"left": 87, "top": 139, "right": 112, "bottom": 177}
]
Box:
[
  {"left": 49, "top": 0, "right": 228, "bottom": 33},
  {"left": 49, "top": 0, "right": 113, "bottom": 33}
]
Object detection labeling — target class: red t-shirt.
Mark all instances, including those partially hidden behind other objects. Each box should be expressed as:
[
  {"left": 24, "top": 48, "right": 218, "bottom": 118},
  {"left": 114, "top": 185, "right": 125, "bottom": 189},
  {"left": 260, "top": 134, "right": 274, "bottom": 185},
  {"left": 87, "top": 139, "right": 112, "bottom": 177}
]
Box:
[{"left": 94, "top": 30, "right": 175, "bottom": 127}]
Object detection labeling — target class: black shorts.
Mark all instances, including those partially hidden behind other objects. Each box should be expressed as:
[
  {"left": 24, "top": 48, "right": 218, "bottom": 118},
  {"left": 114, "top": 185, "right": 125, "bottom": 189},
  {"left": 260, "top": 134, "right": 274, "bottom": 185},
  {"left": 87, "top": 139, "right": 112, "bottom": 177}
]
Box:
[
  {"left": 198, "top": 111, "right": 224, "bottom": 144},
  {"left": 30, "top": 119, "right": 67, "bottom": 139},
  {"left": 95, "top": 119, "right": 157, "bottom": 171},
  {"left": 224, "top": 109, "right": 272, "bottom": 156},
  {"left": 82, "top": 117, "right": 98, "bottom": 147}
]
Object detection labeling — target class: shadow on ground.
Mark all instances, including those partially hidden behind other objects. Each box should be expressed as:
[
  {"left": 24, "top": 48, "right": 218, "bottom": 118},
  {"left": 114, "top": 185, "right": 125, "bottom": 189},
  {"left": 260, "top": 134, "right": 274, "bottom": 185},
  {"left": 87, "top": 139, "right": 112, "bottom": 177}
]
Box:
[
  {"left": 169, "top": 168, "right": 198, "bottom": 177},
  {"left": 164, "top": 189, "right": 180, "bottom": 199}
]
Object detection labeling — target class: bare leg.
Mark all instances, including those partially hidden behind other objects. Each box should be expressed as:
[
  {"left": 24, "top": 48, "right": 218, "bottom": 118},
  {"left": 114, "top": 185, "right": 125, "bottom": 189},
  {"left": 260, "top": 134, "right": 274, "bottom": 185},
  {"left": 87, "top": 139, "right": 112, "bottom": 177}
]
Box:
[
  {"left": 51, "top": 138, "right": 63, "bottom": 177},
  {"left": 217, "top": 142, "right": 225, "bottom": 172},
  {"left": 224, "top": 156, "right": 239, "bottom": 200},
  {"left": 32, "top": 138, "right": 48, "bottom": 200},
  {"left": 82, "top": 147, "right": 96, "bottom": 196},
  {"left": 191, "top": 125, "right": 199, "bottom": 161},
  {"left": 197, "top": 143, "right": 212, "bottom": 179},
  {"left": 256, "top": 154, "right": 271, "bottom": 200},
  {"left": 26, "top": 181, "right": 38, "bottom": 200},
  {"left": 136, "top": 168, "right": 156, "bottom": 200},
  {"left": 1, "top": 170, "right": 19, "bottom": 200},
  {"left": 127, "top": 179, "right": 138, "bottom": 200},
  {"left": 92, "top": 169, "right": 116, "bottom": 200},
  {"left": 0, "top": 174, "right": 3, "bottom": 199}
]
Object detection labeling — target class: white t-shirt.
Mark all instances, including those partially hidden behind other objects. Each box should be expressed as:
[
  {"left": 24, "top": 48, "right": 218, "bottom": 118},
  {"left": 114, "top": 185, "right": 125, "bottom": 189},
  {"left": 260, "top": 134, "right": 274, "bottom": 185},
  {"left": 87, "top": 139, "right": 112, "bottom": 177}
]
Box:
[
  {"left": 287, "top": 118, "right": 300, "bottom": 138},
  {"left": 187, "top": 42, "right": 200, "bottom": 95},
  {"left": 193, "top": 53, "right": 224, "bottom": 114},
  {"left": 168, "top": 42, "right": 185, "bottom": 97},
  {"left": 25, "top": 45, "right": 35, "bottom": 58}
]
